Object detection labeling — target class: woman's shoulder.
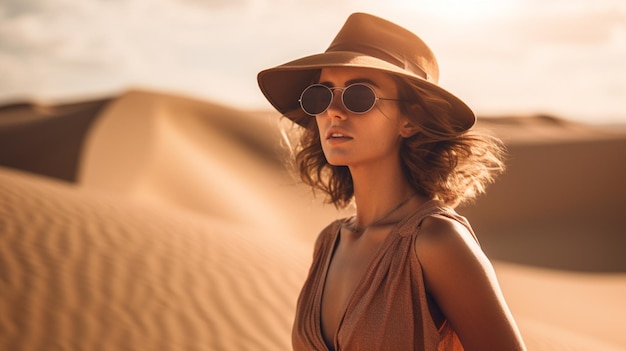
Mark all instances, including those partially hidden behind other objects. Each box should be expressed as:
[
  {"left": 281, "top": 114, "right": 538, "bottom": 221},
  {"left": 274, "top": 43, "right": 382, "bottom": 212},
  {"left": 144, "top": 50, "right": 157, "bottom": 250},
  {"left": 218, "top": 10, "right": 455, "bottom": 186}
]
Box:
[
  {"left": 396, "top": 199, "right": 480, "bottom": 261},
  {"left": 416, "top": 214, "right": 476, "bottom": 249},
  {"left": 312, "top": 218, "right": 348, "bottom": 254},
  {"left": 413, "top": 207, "right": 487, "bottom": 275},
  {"left": 399, "top": 200, "right": 472, "bottom": 236}
]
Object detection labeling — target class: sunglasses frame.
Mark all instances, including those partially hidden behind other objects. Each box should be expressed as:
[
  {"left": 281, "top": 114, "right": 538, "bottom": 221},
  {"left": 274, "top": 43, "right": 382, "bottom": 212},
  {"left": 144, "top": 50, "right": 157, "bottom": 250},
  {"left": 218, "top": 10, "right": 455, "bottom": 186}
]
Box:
[{"left": 298, "top": 83, "right": 402, "bottom": 116}]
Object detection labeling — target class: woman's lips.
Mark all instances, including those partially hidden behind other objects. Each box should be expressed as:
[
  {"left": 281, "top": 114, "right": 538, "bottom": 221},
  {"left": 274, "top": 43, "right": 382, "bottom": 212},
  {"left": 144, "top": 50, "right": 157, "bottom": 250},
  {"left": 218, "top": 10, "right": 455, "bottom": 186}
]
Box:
[
  {"left": 325, "top": 132, "right": 353, "bottom": 145},
  {"left": 325, "top": 129, "right": 353, "bottom": 140},
  {"left": 328, "top": 133, "right": 351, "bottom": 139}
]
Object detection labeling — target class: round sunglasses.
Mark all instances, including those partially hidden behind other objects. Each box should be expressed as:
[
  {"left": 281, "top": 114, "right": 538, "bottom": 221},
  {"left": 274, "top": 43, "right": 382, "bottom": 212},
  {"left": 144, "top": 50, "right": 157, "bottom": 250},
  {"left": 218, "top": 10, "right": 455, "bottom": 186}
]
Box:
[{"left": 298, "top": 83, "right": 402, "bottom": 116}]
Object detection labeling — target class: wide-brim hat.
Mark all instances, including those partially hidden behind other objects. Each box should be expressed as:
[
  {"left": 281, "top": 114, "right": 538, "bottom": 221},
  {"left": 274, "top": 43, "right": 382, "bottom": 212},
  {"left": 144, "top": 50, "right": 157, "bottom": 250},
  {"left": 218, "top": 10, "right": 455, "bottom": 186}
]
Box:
[{"left": 257, "top": 12, "right": 475, "bottom": 132}]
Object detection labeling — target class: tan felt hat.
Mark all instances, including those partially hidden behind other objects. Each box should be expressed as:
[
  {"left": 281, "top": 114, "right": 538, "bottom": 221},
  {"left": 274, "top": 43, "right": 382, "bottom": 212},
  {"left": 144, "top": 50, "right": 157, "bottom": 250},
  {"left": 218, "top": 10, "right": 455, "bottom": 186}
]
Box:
[{"left": 257, "top": 12, "right": 475, "bottom": 131}]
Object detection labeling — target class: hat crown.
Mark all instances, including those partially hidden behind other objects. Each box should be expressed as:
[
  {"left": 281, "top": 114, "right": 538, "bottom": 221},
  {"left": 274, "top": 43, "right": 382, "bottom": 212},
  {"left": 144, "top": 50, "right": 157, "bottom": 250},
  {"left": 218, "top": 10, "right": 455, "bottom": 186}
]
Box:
[{"left": 326, "top": 13, "right": 439, "bottom": 83}]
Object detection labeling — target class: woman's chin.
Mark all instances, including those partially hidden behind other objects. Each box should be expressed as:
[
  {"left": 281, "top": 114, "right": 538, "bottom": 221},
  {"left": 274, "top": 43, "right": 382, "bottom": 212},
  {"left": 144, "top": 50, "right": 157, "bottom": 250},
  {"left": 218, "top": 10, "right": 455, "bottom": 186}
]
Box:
[{"left": 326, "top": 159, "right": 349, "bottom": 167}]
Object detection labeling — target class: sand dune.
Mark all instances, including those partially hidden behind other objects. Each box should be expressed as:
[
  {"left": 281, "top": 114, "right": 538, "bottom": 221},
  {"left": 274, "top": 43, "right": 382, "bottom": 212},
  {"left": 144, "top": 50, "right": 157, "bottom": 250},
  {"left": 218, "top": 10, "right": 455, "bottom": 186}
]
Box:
[
  {"left": 460, "top": 116, "right": 626, "bottom": 272},
  {"left": 0, "top": 167, "right": 309, "bottom": 350},
  {"left": 0, "top": 98, "right": 110, "bottom": 182},
  {"left": 1, "top": 89, "right": 625, "bottom": 350},
  {"left": 78, "top": 90, "right": 347, "bottom": 240},
  {"left": 497, "top": 262, "right": 626, "bottom": 349}
]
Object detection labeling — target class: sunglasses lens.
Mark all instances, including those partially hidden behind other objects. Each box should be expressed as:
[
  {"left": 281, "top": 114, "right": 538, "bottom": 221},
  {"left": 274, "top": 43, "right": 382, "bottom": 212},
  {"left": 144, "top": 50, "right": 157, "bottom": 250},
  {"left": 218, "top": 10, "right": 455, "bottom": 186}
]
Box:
[
  {"left": 300, "top": 85, "right": 332, "bottom": 115},
  {"left": 343, "top": 84, "right": 377, "bottom": 114}
]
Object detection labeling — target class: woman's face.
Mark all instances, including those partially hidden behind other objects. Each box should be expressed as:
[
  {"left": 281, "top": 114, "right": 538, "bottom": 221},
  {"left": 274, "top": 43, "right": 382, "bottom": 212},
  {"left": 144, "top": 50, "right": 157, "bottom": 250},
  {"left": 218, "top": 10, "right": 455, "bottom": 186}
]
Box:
[{"left": 314, "top": 67, "right": 412, "bottom": 168}]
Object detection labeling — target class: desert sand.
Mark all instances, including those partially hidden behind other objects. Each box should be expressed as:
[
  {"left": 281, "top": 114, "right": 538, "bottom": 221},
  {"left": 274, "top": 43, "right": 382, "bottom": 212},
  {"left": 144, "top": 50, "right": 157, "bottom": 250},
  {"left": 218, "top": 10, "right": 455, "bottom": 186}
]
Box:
[{"left": 1, "top": 89, "right": 625, "bottom": 350}]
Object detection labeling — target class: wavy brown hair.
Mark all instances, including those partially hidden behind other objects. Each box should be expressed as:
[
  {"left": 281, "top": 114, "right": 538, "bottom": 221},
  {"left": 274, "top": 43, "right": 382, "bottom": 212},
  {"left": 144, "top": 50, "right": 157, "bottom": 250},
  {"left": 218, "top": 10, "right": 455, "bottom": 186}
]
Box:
[{"left": 283, "top": 73, "right": 506, "bottom": 209}]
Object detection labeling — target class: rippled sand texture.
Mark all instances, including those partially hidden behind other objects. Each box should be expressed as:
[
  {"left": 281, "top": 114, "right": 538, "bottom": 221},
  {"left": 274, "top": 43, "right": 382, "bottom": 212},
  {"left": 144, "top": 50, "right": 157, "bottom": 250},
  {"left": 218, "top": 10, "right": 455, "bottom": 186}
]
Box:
[{"left": 0, "top": 167, "right": 309, "bottom": 350}]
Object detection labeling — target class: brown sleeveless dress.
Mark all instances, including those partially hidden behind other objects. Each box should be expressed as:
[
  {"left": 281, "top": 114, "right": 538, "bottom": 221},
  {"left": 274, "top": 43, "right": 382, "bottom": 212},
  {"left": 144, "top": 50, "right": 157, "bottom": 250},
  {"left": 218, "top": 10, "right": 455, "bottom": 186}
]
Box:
[{"left": 292, "top": 200, "right": 472, "bottom": 351}]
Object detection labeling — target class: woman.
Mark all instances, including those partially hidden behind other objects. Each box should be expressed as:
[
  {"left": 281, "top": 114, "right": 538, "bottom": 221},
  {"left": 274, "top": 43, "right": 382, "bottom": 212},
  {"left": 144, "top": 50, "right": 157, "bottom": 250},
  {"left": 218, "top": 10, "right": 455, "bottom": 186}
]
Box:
[{"left": 257, "top": 12, "right": 526, "bottom": 351}]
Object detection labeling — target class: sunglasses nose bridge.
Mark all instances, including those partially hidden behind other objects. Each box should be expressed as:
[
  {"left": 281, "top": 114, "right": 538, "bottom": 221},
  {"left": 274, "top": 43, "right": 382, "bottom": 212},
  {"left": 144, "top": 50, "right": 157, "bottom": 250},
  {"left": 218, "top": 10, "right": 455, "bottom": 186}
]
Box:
[{"left": 326, "top": 87, "right": 348, "bottom": 114}]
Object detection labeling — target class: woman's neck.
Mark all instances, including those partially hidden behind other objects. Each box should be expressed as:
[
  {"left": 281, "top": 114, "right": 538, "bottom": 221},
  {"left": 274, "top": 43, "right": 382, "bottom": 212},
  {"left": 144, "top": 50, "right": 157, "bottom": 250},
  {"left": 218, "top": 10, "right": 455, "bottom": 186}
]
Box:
[{"left": 349, "top": 158, "right": 419, "bottom": 230}]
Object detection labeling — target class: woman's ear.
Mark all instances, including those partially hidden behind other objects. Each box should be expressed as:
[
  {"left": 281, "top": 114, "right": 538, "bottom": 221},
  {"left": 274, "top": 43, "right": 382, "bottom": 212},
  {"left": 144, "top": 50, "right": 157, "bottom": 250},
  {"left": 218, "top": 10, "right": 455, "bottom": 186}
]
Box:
[{"left": 400, "top": 119, "right": 420, "bottom": 138}]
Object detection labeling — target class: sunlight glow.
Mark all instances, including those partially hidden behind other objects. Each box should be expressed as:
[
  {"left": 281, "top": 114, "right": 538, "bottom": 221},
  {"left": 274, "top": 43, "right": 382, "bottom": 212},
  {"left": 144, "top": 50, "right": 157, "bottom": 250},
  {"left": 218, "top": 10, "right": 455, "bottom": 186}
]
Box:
[{"left": 390, "top": 0, "right": 519, "bottom": 21}]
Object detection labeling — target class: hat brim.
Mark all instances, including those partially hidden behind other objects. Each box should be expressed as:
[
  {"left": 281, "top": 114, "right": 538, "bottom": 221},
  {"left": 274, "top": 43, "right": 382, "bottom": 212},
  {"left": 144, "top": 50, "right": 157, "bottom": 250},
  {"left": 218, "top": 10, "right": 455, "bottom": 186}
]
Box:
[{"left": 257, "top": 51, "right": 475, "bottom": 131}]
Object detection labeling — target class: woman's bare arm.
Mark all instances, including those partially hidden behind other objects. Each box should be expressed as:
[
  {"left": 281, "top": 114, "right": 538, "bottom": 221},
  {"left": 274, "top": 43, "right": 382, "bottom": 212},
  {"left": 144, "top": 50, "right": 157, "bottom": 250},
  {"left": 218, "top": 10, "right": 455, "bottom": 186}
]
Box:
[{"left": 415, "top": 215, "right": 527, "bottom": 351}]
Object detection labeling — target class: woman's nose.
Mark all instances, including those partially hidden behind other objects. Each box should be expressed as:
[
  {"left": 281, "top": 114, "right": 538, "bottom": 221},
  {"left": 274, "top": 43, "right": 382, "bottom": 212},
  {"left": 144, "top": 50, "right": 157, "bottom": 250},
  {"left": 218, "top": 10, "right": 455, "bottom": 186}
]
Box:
[{"left": 325, "top": 90, "right": 347, "bottom": 119}]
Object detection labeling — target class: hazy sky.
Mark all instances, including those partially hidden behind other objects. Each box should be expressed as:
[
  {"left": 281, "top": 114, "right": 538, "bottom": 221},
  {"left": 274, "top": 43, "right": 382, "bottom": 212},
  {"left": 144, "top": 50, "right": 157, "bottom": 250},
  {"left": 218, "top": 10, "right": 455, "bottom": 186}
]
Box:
[{"left": 0, "top": 0, "right": 625, "bottom": 124}]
